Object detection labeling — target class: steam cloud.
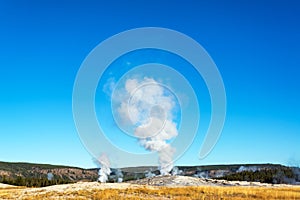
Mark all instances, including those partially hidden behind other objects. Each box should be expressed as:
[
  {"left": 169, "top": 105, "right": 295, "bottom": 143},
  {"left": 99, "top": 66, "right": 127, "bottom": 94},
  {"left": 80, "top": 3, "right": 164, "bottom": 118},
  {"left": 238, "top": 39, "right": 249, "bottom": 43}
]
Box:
[
  {"left": 115, "top": 168, "right": 124, "bottom": 183},
  {"left": 145, "top": 168, "right": 156, "bottom": 178},
  {"left": 237, "top": 166, "right": 258, "bottom": 173},
  {"left": 115, "top": 77, "right": 179, "bottom": 175},
  {"left": 47, "top": 173, "right": 54, "bottom": 181},
  {"left": 171, "top": 166, "right": 183, "bottom": 176},
  {"left": 97, "top": 154, "right": 111, "bottom": 183},
  {"left": 194, "top": 171, "right": 209, "bottom": 179},
  {"left": 194, "top": 168, "right": 209, "bottom": 179}
]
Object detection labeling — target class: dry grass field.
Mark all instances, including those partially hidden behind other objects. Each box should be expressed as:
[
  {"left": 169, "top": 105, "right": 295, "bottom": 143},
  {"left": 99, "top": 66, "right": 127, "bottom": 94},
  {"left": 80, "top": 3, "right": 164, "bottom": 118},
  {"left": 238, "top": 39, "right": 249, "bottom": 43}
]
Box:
[{"left": 0, "top": 182, "right": 300, "bottom": 200}]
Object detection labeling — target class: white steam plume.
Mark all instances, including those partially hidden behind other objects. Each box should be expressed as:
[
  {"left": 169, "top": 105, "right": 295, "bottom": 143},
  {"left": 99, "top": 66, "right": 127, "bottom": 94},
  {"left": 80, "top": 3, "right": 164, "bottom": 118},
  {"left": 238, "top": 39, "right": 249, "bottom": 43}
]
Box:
[
  {"left": 194, "top": 168, "right": 209, "bottom": 179},
  {"left": 97, "top": 154, "right": 111, "bottom": 183},
  {"left": 115, "top": 77, "right": 178, "bottom": 175},
  {"left": 237, "top": 166, "right": 258, "bottom": 173},
  {"left": 115, "top": 169, "right": 124, "bottom": 183},
  {"left": 171, "top": 166, "right": 183, "bottom": 176},
  {"left": 145, "top": 169, "right": 156, "bottom": 178},
  {"left": 47, "top": 173, "right": 54, "bottom": 181}
]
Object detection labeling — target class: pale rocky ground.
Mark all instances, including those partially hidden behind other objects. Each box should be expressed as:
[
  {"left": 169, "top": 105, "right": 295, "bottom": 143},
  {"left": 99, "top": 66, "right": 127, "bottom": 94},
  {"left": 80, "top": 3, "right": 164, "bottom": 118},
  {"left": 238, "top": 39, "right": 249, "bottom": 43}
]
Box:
[
  {"left": 0, "top": 183, "right": 17, "bottom": 189},
  {"left": 129, "top": 175, "right": 297, "bottom": 187}
]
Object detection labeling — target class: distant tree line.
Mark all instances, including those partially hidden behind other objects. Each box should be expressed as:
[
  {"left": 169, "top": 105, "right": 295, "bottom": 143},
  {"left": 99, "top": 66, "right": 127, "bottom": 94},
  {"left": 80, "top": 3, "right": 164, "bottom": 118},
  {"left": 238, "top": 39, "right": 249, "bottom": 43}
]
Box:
[
  {"left": 0, "top": 175, "right": 73, "bottom": 187},
  {"left": 219, "top": 167, "right": 299, "bottom": 184}
]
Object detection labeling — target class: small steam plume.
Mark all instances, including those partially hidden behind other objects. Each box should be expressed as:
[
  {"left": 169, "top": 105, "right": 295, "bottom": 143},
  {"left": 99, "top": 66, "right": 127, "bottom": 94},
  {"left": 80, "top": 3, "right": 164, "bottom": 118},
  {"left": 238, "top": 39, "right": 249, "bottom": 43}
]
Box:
[
  {"left": 97, "top": 154, "right": 111, "bottom": 183},
  {"left": 115, "top": 77, "right": 178, "bottom": 175},
  {"left": 171, "top": 166, "right": 183, "bottom": 176},
  {"left": 194, "top": 171, "right": 209, "bottom": 179},
  {"left": 47, "top": 173, "right": 54, "bottom": 181},
  {"left": 293, "top": 168, "right": 300, "bottom": 184},
  {"left": 115, "top": 169, "right": 124, "bottom": 183},
  {"left": 237, "top": 166, "right": 258, "bottom": 173},
  {"left": 194, "top": 168, "right": 209, "bottom": 178},
  {"left": 145, "top": 168, "right": 156, "bottom": 178}
]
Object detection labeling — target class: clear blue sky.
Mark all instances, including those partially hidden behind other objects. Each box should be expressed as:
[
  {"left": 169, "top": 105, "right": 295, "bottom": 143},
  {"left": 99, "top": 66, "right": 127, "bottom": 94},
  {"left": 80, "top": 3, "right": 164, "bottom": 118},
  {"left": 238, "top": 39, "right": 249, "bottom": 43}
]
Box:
[{"left": 0, "top": 0, "right": 299, "bottom": 168}]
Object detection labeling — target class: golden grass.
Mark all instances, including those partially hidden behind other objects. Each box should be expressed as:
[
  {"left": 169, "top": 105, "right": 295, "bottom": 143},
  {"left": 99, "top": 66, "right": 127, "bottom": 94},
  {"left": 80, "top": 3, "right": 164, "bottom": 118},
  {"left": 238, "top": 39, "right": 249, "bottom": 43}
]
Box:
[{"left": 1, "top": 185, "right": 300, "bottom": 200}]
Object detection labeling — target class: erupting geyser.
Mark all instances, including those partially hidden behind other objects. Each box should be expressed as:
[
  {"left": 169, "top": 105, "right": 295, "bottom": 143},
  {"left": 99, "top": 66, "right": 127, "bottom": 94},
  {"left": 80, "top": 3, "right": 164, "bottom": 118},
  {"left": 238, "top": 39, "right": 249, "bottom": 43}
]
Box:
[
  {"left": 97, "top": 154, "right": 111, "bottom": 183},
  {"left": 114, "top": 77, "right": 179, "bottom": 175}
]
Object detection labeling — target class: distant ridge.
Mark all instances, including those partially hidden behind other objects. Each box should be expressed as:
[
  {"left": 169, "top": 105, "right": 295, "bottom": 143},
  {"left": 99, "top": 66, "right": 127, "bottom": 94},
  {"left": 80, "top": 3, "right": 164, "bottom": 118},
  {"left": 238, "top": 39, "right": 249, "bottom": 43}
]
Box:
[
  {"left": 0, "top": 161, "right": 299, "bottom": 186},
  {"left": 0, "top": 161, "right": 98, "bottom": 186}
]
